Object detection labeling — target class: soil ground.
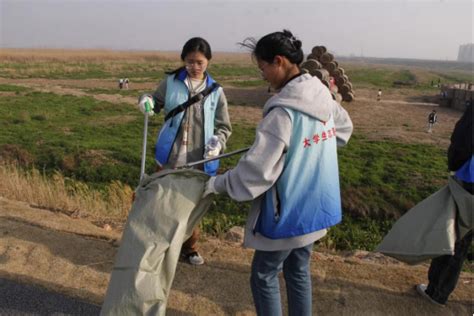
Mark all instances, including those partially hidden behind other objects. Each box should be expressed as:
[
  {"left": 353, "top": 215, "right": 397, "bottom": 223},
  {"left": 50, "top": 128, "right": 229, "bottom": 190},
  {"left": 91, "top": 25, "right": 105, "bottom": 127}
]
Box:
[{"left": 0, "top": 196, "right": 472, "bottom": 315}]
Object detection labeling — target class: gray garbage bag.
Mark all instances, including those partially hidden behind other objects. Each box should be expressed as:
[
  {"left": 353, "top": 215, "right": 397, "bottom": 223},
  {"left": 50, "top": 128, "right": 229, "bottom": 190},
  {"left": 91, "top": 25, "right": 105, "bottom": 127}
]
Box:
[
  {"left": 101, "top": 169, "right": 212, "bottom": 316},
  {"left": 376, "top": 177, "right": 473, "bottom": 264}
]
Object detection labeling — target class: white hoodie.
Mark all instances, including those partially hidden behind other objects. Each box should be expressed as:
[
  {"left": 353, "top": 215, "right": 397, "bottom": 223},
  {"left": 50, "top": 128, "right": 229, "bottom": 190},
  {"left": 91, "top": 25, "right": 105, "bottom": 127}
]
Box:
[{"left": 214, "top": 73, "right": 353, "bottom": 251}]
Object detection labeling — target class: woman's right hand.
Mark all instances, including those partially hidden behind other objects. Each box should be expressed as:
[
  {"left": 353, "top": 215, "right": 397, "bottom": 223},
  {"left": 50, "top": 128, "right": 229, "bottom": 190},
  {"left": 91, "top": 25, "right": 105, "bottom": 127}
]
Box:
[{"left": 137, "top": 94, "right": 155, "bottom": 115}]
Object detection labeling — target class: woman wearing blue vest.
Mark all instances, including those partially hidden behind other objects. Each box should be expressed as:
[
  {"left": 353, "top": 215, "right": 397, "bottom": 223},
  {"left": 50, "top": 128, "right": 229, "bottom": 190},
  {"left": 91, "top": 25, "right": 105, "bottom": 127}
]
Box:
[
  {"left": 204, "top": 30, "right": 353, "bottom": 315},
  {"left": 138, "top": 37, "right": 232, "bottom": 265}
]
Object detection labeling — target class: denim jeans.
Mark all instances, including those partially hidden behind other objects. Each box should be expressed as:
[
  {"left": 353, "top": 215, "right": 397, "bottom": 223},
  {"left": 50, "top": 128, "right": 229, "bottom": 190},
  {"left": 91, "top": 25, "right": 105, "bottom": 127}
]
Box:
[
  {"left": 181, "top": 227, "right": 200, "bottom": 255},
  {"left": 426, "top": 230, "right": 472, "bottom": 304},
  {"left": 250, "top": 243, "right": 313, "bottom": 316}
]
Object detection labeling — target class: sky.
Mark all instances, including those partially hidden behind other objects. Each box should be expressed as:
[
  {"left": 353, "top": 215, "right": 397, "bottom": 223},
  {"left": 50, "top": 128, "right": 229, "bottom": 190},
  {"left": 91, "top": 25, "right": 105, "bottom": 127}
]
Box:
[{"left": 0, "top": 0, "right": 473, "bottom": 61}]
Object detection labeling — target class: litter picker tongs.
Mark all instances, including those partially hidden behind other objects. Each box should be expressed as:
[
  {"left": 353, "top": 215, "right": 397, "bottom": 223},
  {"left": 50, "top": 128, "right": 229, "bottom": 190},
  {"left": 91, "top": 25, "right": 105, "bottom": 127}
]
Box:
[
  {"left": 176, "top": 147, "right": 250, "bottom": 169},
  {"left": 139, "top": 109, "right": 250, "bottom": 181}
]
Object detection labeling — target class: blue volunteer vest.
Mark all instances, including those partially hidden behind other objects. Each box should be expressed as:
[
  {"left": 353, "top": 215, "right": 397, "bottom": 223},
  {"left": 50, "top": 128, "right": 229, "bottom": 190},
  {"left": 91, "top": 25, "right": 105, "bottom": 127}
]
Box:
[
  {"left": 155, "top": 70, "right": 221, "bottom": 175},
  {"left": 255, "top": 108, "right": 342, "bottom": 239},
  {"left": 455, "top": 155, "right": 474, "bottom": 184}
]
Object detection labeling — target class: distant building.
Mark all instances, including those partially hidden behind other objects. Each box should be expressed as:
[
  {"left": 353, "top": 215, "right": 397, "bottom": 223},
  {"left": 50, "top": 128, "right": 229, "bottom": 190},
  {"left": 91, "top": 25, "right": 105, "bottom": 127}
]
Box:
[{"left": 457, "top": 44, "right": 473, "bottom": 62}]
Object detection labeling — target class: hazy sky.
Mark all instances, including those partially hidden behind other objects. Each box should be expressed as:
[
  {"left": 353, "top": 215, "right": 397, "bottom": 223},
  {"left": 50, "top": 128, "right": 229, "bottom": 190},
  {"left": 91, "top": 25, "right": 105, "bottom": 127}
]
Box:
[{"left": 1, "top": 0, "right": 473, "bottom": 60}]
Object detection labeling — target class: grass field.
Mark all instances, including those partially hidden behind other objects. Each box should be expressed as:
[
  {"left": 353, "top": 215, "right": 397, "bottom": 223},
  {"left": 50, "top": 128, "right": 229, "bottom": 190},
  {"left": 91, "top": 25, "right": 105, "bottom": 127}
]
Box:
[{"left": 0, "top": 49, "right": 470, "bottom": 252}]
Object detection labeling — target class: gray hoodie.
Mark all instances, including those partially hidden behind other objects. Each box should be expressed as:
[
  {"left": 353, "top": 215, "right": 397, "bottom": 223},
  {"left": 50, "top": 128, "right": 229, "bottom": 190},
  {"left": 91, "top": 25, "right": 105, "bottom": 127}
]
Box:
[{"left": 214, "top": 73, "right": 353, "bottom": 251}]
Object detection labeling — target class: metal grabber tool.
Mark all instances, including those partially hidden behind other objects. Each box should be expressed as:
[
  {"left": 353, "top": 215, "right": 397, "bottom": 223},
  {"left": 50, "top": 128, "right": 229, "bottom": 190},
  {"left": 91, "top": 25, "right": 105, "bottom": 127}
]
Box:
[
  {"left": 176, "top": 147, "right": 250, "bottom": 169},
  {"left": 139, "top": 100, "right": 153, "bottom": 182}
]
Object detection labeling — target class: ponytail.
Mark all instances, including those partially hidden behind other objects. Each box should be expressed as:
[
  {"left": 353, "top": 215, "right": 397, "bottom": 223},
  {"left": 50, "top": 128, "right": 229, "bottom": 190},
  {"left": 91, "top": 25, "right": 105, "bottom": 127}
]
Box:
[{"left": 239, "top": 29, "right": 304, "bottom": 65}]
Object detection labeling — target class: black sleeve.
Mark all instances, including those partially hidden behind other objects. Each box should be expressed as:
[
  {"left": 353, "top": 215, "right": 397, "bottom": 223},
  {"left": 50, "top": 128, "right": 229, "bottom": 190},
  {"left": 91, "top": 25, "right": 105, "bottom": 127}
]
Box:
[{"left": 448, "top": 106, "right": 473, "bottom": 171}]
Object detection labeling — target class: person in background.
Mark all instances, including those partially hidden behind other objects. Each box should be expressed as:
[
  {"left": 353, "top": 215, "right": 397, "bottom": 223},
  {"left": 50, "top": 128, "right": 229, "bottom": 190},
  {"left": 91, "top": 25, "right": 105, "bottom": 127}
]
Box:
[
  {"left": 124, "top": 78, "right": 129, "bottom": 89},
  {"left": 377, "top": 88, "right": 382, "bottom": 101},
  {"left": 137, "top": 37, "right": 232, "bottom": 265},
  {"left": 427, "top": 109, "right": 438, "bottom": 133},
  {"left": 416, "top": 102, "right": 473, "bottom": 306},
  {"left": 204, "top": 30, "right": 353, "bottom": 315},
  {"left": 118, "top": 78, "right": 124, "bottom": 89}
]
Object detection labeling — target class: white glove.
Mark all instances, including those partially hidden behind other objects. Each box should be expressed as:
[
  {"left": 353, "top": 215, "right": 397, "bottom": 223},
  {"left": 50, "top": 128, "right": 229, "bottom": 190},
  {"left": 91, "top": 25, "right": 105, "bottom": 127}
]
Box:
[
  {"left": 203, "top": 177, "right": 218, "bottom": 197},
  {"left": 138, "top": 95, "right": 155, "bottom": 116},
  {"left": 204, "top": 135, "right": 222, "bottom": 158}
]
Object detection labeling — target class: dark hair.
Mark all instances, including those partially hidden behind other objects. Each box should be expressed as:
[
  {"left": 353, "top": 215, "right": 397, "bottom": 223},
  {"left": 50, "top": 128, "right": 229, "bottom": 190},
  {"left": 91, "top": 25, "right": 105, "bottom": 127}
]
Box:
[
  {"left": 180, "top": 37, "right": 212, "bottom": 61},
  {"left": 240, "top": 30, "right": 303, "bottom": 65},
  {"left": 166, "top": 37, "right": 212, "bottom": 75}
]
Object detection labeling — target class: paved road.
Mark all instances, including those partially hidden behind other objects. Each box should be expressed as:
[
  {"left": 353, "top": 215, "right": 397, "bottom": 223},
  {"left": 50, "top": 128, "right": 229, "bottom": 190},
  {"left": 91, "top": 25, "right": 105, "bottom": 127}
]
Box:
[{"left": 0, "top": 278, "right": 101, "bottom": 315}]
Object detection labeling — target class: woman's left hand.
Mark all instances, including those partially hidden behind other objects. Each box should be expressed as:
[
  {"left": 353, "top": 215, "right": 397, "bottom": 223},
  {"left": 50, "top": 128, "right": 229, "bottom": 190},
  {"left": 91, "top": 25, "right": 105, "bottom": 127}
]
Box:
[{"left": 203, "top": 177, "right": 218, "bottom": 197}]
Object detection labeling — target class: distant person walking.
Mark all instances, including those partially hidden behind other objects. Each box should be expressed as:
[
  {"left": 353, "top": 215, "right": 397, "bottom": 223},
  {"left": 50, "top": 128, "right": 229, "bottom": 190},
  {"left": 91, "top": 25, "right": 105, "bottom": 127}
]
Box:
[
  {"left": 427, "top": 109, "right": 437, "bottom": 133},
  {"left": 118, "top": 78, "right": 124, "bottom": 90},
  {"left": 377, "top": 89, "right": 382, "bottom": 101},
  {"left": 124, "top": 78, "right": 129, "bottom": 89}
]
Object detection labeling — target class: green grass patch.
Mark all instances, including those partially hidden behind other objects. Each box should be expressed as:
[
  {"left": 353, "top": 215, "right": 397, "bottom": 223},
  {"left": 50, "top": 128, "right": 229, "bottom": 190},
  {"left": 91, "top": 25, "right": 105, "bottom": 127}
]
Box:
[
  {"left": 346, "top": 67, "right": 417, "bottom": 88},
  {"left": 338, "top": 134, "right": 447, "bottom": 219},
  {"left": 0, "top": 91, "right": 155, "bottom": 186},
  {"left": 0, "top": 61, "right": 168, "bottom": 80},
  {"left": 318, "top": 216, "right": 395, "bottom": 251},
  {"left": 226, "top": 79, "right": 266, "bottom": 88},
  {"left": 208, "top": 64, "right": 259, "bottom": 78},
  {"left": 84, "top": 87, "right": 149, "bottom": 97},
  {"left": 435, "top": 71, "right": 474, "bottom": 84},
  {"left": 345, "top": 66, "right": 472, "bottom": 92},
  {"left": 0, "top": 84, "right": 28, "bottom": 93},
  {"left": 0, "top": 60, "right": 260, "bottom": 81}
]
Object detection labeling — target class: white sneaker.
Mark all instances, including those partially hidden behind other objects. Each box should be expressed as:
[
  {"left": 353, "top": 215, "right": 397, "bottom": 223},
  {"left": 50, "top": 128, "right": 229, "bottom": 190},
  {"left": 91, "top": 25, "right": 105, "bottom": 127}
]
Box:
[
  {"left": 186, "top": 252, "right": 205, "bottom": 265},
  {"left": 415, "top": 284, "right": 445, "bottom": 307}
]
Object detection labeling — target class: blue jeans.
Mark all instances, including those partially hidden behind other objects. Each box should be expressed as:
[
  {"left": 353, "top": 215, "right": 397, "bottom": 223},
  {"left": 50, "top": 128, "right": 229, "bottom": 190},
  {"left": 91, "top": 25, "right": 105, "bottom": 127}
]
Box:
[{"left": 250, "top": 243, "right": 313, "bottom": 316}]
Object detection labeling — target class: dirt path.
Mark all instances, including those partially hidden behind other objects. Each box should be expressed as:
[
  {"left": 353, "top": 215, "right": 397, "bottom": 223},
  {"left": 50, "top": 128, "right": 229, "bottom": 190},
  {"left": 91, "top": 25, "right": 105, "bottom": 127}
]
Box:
[
  {"left": 1, "top": 277, "right": 101, "bottom": 315},
  {"left": 343, "top": 91, "right": 461, "bottom": 149},
  {"left": 0, "top": 196, "right": 471, "bottom": 315}
]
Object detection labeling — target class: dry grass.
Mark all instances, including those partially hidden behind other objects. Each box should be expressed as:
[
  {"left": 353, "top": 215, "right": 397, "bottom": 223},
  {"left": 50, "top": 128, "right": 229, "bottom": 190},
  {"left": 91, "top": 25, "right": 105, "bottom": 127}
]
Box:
[
  {"left": 0, "top": 48, "right": 178, "bottom": 63},
  {"left": 0, "top": 48, "right": 253, "bottom": 80},
  {"left": 0, "top": 162, "right": 133, "bottom": 220},
  {"left": 0, "top": 48, "right": 251, "bottom": 64}
]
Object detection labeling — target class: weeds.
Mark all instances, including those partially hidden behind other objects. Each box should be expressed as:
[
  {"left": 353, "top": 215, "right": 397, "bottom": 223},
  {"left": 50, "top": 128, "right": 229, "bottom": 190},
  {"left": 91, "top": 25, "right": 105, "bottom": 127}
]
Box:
[{"left": 0, "top": 162, "right": 133, "bottom": 220}]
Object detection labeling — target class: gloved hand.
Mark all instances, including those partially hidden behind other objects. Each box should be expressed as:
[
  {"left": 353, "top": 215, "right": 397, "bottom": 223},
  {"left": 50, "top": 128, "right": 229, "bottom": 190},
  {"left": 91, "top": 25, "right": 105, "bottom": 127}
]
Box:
[
  {"left": 203, "top": 176, "right": 218, "bottom": 197},
  {"left": 137, "top": 95, "right": 155, "bottom": 116},
  {"left": 204, "top": 135, "right": 222, "bottom": 158}
]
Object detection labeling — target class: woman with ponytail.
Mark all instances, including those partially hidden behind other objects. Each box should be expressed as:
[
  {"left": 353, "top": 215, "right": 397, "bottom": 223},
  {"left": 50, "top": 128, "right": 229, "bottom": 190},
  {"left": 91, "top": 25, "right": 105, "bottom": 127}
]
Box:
[{"left": 204, "top": 30, "right": 353, "bottom": 315}]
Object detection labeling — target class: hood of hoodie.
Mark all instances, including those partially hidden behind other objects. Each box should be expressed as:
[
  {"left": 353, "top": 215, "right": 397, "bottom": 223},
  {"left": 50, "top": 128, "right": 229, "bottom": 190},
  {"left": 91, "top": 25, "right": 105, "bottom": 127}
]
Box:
[{"left": 263, "top": 73, "right": 335, "bottom": 122}]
